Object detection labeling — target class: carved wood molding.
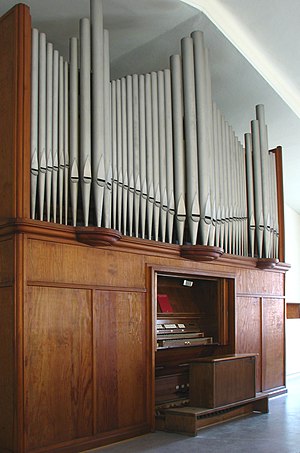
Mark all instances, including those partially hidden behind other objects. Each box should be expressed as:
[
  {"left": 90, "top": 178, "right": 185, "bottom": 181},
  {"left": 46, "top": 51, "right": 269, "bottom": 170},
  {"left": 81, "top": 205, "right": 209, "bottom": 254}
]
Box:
[
  {"left": 0, "top": 219, "right": 290, "bottom": 272},
  {"left": 180, "top": 245, "right": 224, "bottom": 262},
  {"left": 76, "top": 226, "right": 122, "bottom": 246}
]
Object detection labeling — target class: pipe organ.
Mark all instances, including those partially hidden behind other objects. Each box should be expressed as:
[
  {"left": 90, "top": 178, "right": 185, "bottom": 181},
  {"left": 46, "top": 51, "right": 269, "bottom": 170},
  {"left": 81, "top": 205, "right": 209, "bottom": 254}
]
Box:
[
  {"left": 0, "top": 2, "right": 289, "bottom": 452},
  {"left": 30, "top": 0, "right": 280, "bottom": 259}
]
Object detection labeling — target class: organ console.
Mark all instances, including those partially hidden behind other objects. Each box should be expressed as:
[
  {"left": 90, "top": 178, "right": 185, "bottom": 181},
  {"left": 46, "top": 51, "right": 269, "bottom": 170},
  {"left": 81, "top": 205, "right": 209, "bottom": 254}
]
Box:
[{"left": 0, "top": 1, "right": 289, "bottom": 452}]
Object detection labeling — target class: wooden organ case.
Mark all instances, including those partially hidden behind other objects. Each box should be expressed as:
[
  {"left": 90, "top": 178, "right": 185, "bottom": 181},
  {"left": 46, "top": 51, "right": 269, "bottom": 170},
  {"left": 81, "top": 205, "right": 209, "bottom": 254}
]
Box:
[{"left": 0, "top": 3, "right": 289, "bottom": 453}]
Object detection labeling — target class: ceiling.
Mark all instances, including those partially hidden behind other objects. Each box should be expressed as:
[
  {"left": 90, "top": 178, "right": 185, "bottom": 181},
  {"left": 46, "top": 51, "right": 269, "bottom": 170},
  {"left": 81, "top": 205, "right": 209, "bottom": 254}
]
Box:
[{"left": 1, "top": 0, "right": 300, "bottom": 214}]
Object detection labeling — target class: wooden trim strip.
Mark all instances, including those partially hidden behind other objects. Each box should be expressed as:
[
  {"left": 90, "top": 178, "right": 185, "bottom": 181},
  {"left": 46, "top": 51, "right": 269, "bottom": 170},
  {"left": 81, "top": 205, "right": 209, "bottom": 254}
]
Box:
[
  {"left": 26, "top": 281, "right": 147, "bottom": 293},
  {"left": 0, "top": 219, "right": 290, "bottom": 273}
]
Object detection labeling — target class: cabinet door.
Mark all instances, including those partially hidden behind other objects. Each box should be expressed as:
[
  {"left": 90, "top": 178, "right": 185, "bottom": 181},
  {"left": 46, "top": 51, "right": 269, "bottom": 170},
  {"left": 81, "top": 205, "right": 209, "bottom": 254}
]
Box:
[
  {"left": 262, "top": 298, "right": 285, "bottom": 391},
  {"left": 93, "top": 290, "right": 150, "bottom": 433},
  {"left": 24, "top": 286, "right": 93, "bottom": 450},
  {"left": 235, "top": 297, "right": 262, "bottom": 392}
]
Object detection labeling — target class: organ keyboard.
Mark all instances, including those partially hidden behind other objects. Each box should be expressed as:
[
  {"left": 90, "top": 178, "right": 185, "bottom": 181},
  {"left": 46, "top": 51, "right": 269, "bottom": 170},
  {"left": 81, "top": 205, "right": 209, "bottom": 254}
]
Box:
[{"left": 156, "top": 318, "right": 213, "bottom": 349}]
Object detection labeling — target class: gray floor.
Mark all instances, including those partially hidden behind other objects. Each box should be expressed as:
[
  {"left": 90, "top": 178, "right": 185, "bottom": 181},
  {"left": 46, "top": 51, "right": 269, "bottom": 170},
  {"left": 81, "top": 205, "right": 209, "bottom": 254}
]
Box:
[{"left": 86, "top": 374, "right": 300, "bottom": 453}]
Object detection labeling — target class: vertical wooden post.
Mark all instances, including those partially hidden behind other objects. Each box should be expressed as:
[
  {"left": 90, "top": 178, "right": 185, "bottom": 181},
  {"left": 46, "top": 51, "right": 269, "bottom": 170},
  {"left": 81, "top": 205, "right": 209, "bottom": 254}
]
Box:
[
  {"left": 270, "top": 146, "right": 285, "bottom": 263},
  {"left": 0, "top": 4, "right": 31, "bottom": 221},
  {"left": 0, "top": 4, "right": 31, "bottom": 453}
]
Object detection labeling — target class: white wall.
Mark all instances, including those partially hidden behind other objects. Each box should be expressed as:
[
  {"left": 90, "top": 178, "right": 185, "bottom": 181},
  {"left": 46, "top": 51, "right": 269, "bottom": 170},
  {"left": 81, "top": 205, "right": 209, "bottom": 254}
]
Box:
[
  {"left": 285, "top": 204, "right": 300, "bottom": 302},
  {"left": 284, "top": 204, "right": 300, "bottom": 375}
]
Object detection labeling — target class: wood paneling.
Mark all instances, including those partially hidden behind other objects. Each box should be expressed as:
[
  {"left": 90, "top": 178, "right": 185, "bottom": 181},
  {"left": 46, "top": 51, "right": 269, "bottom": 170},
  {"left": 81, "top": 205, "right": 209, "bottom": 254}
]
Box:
[
  {"left": 235, "top": 297, "right": 262, "bottom": 392},
  {"left": 286, "top": 303, "right": 300, "bottom": 319},
  {"left": 190, "top": 355, "right": 256, "bottom": 408},
  {"left": 93, "top": 290, "right": 148, "bottom": 433},
  {"left": 0, "top": 239, "right": 14, "bottom": 284},
  {"left": 26, "top": 239, "right": 145, "bottom": 288},
  {"left": 0, "top": 4, "right": 31, "bottom": 219},
  {"left": 24, "top": 286, "right": 93, "bottom": 450},
  {"left": 236, "top": 268, "right": 284, "bottom": 296},
  {"left": 262, "top": 298, "right": 285, "bottom": 391},
  {"left": 0, "top": 288, "right": 14, "bottom": 451}
]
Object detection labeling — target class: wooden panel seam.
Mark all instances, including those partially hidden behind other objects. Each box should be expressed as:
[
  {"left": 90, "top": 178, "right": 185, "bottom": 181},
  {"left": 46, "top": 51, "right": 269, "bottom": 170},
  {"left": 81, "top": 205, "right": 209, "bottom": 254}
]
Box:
[
  {"left": 26, "top": 281, "right": 147, "bottom": 293},
  {"left": 237, "top": 292, "right": 285, "bottom": 299}
]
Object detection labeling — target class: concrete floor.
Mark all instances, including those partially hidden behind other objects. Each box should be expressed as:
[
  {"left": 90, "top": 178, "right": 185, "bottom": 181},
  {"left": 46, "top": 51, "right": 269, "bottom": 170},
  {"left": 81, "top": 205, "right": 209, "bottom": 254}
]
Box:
[{"left": 86, "top": 374, "right": 300, "bottom": 453}]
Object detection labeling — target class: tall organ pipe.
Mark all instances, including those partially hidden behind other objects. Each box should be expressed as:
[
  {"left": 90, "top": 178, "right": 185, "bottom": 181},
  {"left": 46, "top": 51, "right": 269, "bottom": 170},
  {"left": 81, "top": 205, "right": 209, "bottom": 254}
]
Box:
[
  {"left": 164, "top": 69, "right": 175, "bottom": 244},
  {"left": 132, "top": 74, "right": 141, "bottom": 238},
  {"left": 69, "top": 38, "right": 79, "bottom": 226},
  {"left": 205, "top": 48, "right": 216, "bottom": 247},
  {"left": 46, "top": 42, "right": 53, "bottom": 222},
  {"left": 170, "top": 54, "right": 186, "bottom": 245},
  {"left": 116, "top": 79, "right": 123, "bottom": 232},
  {"left": 256, "top": 104, "right": 271, "bottom": 258},
  {"left": 30, "top": 28, "right": 39, "bottom": 220},
  {"left": 52, "top": 50, "right": 59, "bottom": 223},
  {"left": 121, "top": 77, "right": 128, "bottom": 235},
  {"left": 151, "top": 71, "right": 161, "bottom": 241},
  {"left": 104, "top": 29, "right": 112, "bottom": 228},
  {"left": 64, "top": 61, "right": 69, "bottom": 225},
  {"left": 245, "top": 132, "right": 255, "bottom": 257},
  {"left": 158, "top": 70, "right": 167, "bottom": 243},
  {"left": 225, "top": 122, "right": 233, "bottom": 254},
  {"left": 216, "top": 109, "right": 225, "bottom": 250},
  {"left": 145, "top": 73, "right": 154, "bottom": 240},
  {"left": 111, "top": 80, "right": 117, "bottom": 230},
  {"left": 251, "top": 119, "right": 264, "bottom": 258},
  {"left": 181, "top": 37, "right": 200, "bottom": 245},
  {"left": 38, "top": 32, "right": 47, "bottom": 221},
  {"left": 139, "top": 74, "right": 147, "bottom": 240},
  {"left": 126, "top": 75, "right": 134, "bottom": 236},
  {"left": 58, "top": 55, "right": 65, "bottom": 224},
  {"left": 91, "top": 0, "right": 105, "bottom": 226},
  {"left": 80, "top": 18, "right": 92, "bottom": 226},
  {"left": 212, "top": 102, "right": 220, "bottom": 248},
  {"left": 223, "top": 120, "right": 230, "bottom": 253},
  {"left": 192, "top": 31, "right": 211, "bottom": 246}
]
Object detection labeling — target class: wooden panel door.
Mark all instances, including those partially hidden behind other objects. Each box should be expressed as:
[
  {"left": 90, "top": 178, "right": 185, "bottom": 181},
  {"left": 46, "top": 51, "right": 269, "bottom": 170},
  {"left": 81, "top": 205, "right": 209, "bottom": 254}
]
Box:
[
  {"left": 0, "top": 287, "right": 14, "bottom": 451},
  {"left": 24, "top": 286, "right": 93, "bottom": 451},
  {"left": 93, "top": 290, "right": 150, "bottom": 434},
  {"left": 235, "top": 296, "right": 262, "bottom": 392},
  {"left": 262, "top": 297, "right": 285, "bottom": 391}
]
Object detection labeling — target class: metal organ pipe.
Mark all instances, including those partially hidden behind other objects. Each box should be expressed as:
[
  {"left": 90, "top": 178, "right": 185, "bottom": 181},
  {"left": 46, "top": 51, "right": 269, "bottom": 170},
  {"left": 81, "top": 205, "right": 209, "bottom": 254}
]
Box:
[
  {"left": 132, "top": 74, "right": 141, "bottom": 238},
  {"left": 192, "top": 30, "right": 211, "bottom": 246},
  {"left": 145, "top": 73, "right": 154, "bottom": 240},
  {"left": 52, "top": 50, "right": 59, "bottom": 223},
  {"left": 181, "top": 37, "right": 200, "bottom": 245},
  {"left": 121, "top": 77, "right": 129, "bottom": 235},
  {"left": 251, "top": 119, "right": 264, "bottom": 258},
  {"left": 126, "top": 75, "right": 134, "bottom": 237},
  {"left": 46, "top": 42, "right": 53, "bottom": 223},
  {"left": 80, "top": 18, "right": 92, "bottom": 227},
  {"left": 138, "top": 74, "right": 147, "bottom": 240},
  {"left": 38, "top": 32, "right": 46, "bottom": 221},
  {"left": 111, "top": 80, "right": 117, "bottom": 230},
  {"left": 164, "top": 69, "right": 175, "bottom": 244},
  {"left": 58, "top": 55, "right": 65, "bottom": 225},
  {"left": 170, "top": 54, "right": 186, "bottom": 246},
  {"left": 64, "top": 61, "right": 69, "bottom": 225},
  {"left": 245, "top": 132, "right": 255, "bottom": 257},
  {"left": 151, "top": 71, "right": 161, "bottom": 242},
  {"left": 157, "top": 70, "right": 167, "bottom": 243},
  {"left": 104, "top": 29, "right": 112, "bottom": 229},
  {"left": 256, "top": 104, "right": 271, "bottom": 258},
  {"left": 91, "top": 0, "right": 105, "bottom": 227},
  {"left": 205, "top": 48, "right": 216, "bottom": 248}
]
